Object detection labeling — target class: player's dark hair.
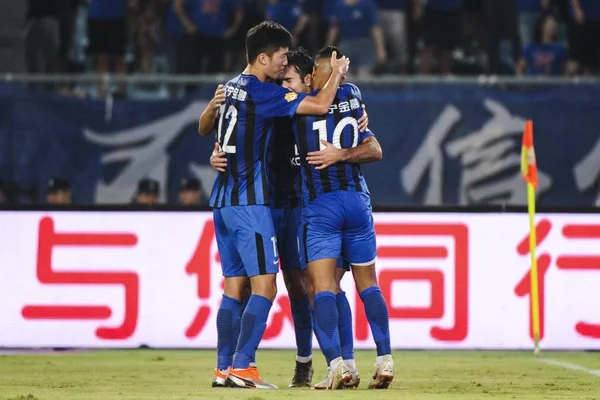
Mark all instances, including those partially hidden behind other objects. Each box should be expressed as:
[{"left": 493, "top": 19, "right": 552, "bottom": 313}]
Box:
[
  {"left": 245, "top": 21, "right": 293, "bottom": 64},
  {"left": 286, "top": 48, "right": 314, "bottom": 80},
  {"left": 315, "top": 46, "right": 344, "bottom": 62}
]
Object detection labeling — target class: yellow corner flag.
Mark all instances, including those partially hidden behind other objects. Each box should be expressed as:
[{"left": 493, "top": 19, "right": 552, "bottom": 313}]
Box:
[{"left": 521, "top": 120, "right": 541, "bottom": 356}]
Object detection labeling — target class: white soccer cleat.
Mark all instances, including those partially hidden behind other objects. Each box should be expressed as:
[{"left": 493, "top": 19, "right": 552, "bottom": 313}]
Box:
[
  {"left": 368, "top": 354, "right": 394, "bottom": 389},
  {"left": 344, "top": 368, "right": 360, "bottom": 389},
  {"left": 328, "top": 357, "right": 352, "bottom": 390},
  {"left": 313, "top": 367, "right": 331, "bottom": 390}
]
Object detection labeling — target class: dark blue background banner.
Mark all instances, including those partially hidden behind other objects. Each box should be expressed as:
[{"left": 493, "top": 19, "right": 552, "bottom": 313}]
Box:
[{"left": 1, "top": 83, "right": 599, "bottom": 206}]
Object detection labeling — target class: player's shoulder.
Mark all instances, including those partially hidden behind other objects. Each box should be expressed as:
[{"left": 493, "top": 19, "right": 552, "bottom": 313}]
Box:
[{"left": 339, "top": 83, "right": 362, "bottom": 101}]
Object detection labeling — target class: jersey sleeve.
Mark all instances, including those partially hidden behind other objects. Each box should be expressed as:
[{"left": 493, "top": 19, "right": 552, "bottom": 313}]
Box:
[
  {"left": 359, "top": 128, "right": 375, "bottom": 143},
  {"left": 254, "top": 82, "right": 308, "bottom": 118}
]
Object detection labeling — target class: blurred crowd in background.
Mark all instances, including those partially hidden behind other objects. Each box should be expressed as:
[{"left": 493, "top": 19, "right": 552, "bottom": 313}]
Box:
[
  {"left": 0, "top": 177, "right": 206, "bottom": 206},
  {"left": 6, "top": 0, "right": 600, "bottom": 94}
]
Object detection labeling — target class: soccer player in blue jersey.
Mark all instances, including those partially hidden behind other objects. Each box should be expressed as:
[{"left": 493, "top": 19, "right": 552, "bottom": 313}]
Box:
[
  {"left": 293, "top": 46, "right": 394, "bottom": 390},
  {"left": 209, "top": 48, "right": 370, "bottom": 389},
  {"left": 197, "top": 22, "right": 349, "bottom": 389}
]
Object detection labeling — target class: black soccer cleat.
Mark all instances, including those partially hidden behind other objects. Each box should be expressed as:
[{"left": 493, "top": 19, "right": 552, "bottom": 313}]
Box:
[{"left": 288, "top": 359, "right": 314, "bottom": 388}]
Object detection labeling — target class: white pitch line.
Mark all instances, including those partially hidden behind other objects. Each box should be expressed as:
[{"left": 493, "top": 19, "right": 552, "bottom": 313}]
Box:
[{"left": 538, "top": 358, "right": 600, "bottom": 377}]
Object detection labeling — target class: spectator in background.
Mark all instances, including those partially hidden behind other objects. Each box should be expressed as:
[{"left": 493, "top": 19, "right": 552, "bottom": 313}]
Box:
[
  {"left": 0, "top": 181, "right": 5, "bottom": 204},
  {"left": 517, "top": 13, "right": 567, "bottom": 76},
  {"left": 175, "top": 0, "right": 243, "bottom": 76},
  {"left": 375, "top": 0, "right": 407, "bottom": 73},
  {"left": 178, "top": 177, "right": 204, "bottom": 205},
  {"left": 416, "top": 0, "right": 462, "bottom": 74},
  {"left": 265, "top": 0, "right": 310, "bottom": 45},
  {"left": 46, "top": 178, "right": 72, "bottom": 204},
  {"left": 568, "top": 0, "right": 600, "bottom": 75},
  {"left": 87, "top": 0, "right": 128, "bottom": 97},
  {"left": 483, "top": 0, "right": 520, "bottom": 74},
  {"left": 518, "top": 0, "right": 549, "bottom": 48},
  {"left": 326, "top": 0, "right": 386, "bottom": 77},
  {"left": 26, "top": 0, "right": 60, "bottom": 75},
  {"left": 134, "top": 178, "right": 160, "bottom": 205},
  {"left": 132, "top": 0, "right": 160, "bottom": 74}
]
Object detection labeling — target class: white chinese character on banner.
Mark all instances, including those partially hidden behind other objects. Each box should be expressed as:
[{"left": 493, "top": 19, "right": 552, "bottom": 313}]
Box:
[
  {"left": 573, "top": 136, "right": 600, "bottom": 206},
  {"left": 401, "top": 99, "right": 552, "bottom": 205},
  {"left": 84, "top": 101, "right": 216, "bottom": 204}
]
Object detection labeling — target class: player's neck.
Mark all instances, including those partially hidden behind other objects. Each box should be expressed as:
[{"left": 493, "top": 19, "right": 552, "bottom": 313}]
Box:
[{"left": 243, "top": 64, "right": 269, "bottom": 82}]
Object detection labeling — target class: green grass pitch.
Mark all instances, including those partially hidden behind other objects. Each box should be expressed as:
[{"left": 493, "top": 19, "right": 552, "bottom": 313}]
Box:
[{"left": 1, "top": 350, "right": 599, "bottom": 399}]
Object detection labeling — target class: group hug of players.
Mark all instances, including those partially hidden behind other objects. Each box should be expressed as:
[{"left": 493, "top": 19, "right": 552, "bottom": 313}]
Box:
[{"left": 198, "top": 20, "right": 393, "bottom": 390}]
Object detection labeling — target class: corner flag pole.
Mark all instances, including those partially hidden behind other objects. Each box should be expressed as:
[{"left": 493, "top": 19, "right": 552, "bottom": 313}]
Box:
[{"left": 521, "top": 120, "right": 540, "bottom": 356}]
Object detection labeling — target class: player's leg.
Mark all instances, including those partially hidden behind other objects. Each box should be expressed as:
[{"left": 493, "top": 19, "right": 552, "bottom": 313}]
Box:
[
  {"left": 222, "top": 206, "right": 279, "bottom": 389},
  {"left": 312, "top": 260, "right": 358, "bottom": 390},
  {"left": 278, "top": 206, "right": 314, "bottom": 387},
  {"left": 343, "top": 193, "right": 393, "bottom": 389},
  {"left": 335, "top": 263, "right": 360, "bottom": 388},
  {"left": 299, "top": 195, "right": 352, "bottom": 389},
  {"left": 212, "top": 209, "right": 247, "bottom": 387}
]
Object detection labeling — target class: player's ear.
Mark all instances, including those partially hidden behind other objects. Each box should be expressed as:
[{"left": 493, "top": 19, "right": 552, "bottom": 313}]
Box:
[
  {"left": 258, "top": 53, "right": 268, "bottom": 66},
  {"left": 304, "top": 73, "right": 312, "bottom": 88}
]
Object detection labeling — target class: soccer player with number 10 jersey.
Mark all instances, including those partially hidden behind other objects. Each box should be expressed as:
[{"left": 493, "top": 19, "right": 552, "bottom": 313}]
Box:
[{"left": 198, "top": 21, "right": 350, "bottom": 389}]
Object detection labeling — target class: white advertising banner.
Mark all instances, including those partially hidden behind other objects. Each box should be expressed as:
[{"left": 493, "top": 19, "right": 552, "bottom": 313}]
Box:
[{"left": 0, "top": 211, "right": 599, "bottom": 349}]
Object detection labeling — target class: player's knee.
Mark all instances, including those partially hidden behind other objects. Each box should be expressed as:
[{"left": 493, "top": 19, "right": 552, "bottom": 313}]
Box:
[
  {"left": 250, "top": 273, "right": 278, "bottom": 302},
  {"left": 283, "top": 270, "right": 307, "bottom": 298},
  {"left": 351, "top": 263, "right": 378, "bottom": 294}
]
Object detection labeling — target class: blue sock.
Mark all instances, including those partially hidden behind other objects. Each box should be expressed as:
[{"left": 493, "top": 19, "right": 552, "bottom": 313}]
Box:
[
  {"left": 239, "top": 297, "right": 255, "bottom": 364},
  {"left": 232, "top": 295, "right": 272, "bottom": 369},
  {"left": 290, "top": 295, "right": 312, "bottom": 358},
  {"left": 313, "top": 291, "right": 341, "bottom": 364},
  {"left": 336, "top": 292, "right": 354, "bottom": 360},
  {"left": 360, "top": 286, "right": 391, "bottom": 356},
  {"left": 310, "top": 306, "right": 330, "bottom": 365},
  {"left": 216, "top": 295, "right": 242, "bottom": 370}
]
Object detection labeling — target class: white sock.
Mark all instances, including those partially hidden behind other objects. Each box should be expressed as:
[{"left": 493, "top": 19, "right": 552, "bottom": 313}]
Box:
[
  {"left": 329, "top": 356, "right": 343, "bottom": 368},
  {"left": 376, "top": 354, "right": 392, "bottom": 364},
  {"left": 345, "top": 359, "right": 357, "bottom": 371},
  {"left": 296, "top": 355, "right": 312, "bottom": 363}
]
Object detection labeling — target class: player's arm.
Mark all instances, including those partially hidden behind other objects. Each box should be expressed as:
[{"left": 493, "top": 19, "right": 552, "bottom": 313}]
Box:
[
  {"left": 295, "top": 52, "right": 349, "bottom": 115},
  {"left": 198, "top": 84, "right": 226, "bottom": 136},
  {"left": 307, "top": 135, "right": 382, "bottom": 170}
]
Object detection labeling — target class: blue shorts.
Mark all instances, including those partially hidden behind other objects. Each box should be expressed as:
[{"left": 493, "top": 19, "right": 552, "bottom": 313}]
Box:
[
  {"left": 271, "top": 207, "right": 302, "bottom": 270},
  {"left": 298, "top": 191, "right": 377, "bottom": 267},
  {"left": 213, "top": 206, "right": 279, "bottom": 278}
]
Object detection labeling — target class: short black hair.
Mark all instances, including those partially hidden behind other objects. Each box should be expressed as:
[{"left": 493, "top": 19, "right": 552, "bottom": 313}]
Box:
[
  {"left": 245, "top": 21, "right": 293, "bottom": 64},
  {"left": 286, "top": 48, "right": 314, "bottom": 80},
  {"left": 315, "top": 46, "right": 344, "bottom": 62}
]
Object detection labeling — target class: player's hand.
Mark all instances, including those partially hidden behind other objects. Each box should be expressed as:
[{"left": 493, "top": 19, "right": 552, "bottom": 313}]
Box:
[
  {"left": 210, "top": 84, "right": 226, "bottom": 112},
  {"left": 306, "top": 140, "right": 344, "bottom": 170},
  {"left": 210, "top": 142, "right": 227, "bottom": 172},
  {"left": 330, "top": 51, "right": 350, "bottom": 75},
  {"left": 357, "top": 104, "right": 369, "bottom": 132}
]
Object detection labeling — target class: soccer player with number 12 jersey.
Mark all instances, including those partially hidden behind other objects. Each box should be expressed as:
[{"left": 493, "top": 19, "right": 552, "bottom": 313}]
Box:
[{"left": 198, "top": 21, "right": 350, "bottom": 389}]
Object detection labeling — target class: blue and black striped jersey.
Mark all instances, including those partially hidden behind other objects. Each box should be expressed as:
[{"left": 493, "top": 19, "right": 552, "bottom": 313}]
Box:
[
  {"left": 209, "top": 74, "right": 307, "bottom": 208},
  {"left": 269, "top": 118, "right": 302, "bottom": 209},
  {"left": 292, "top": 83, "right": 374, "bottom": 205}
]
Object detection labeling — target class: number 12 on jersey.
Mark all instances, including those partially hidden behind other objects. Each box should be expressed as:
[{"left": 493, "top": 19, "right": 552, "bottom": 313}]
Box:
[{"left": 217, "top": 104, "right": 238, "bottom": 153}]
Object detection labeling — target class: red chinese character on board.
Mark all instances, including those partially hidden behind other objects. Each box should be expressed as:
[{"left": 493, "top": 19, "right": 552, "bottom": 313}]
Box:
[
  {"left": 184, "top": 220, "right": 216, "bottom": 338},
  {"left": 556, "top": 223, "right": 600, "bottom": 339},
  {"left": 21, "top": 216, "right": 139, "bottom": 340},
  {"left": 355, "top": 223, "right": 469, "bottom": 342},
  {"left": 515, "top": 220, "right": 600, "bottom": 340}
]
